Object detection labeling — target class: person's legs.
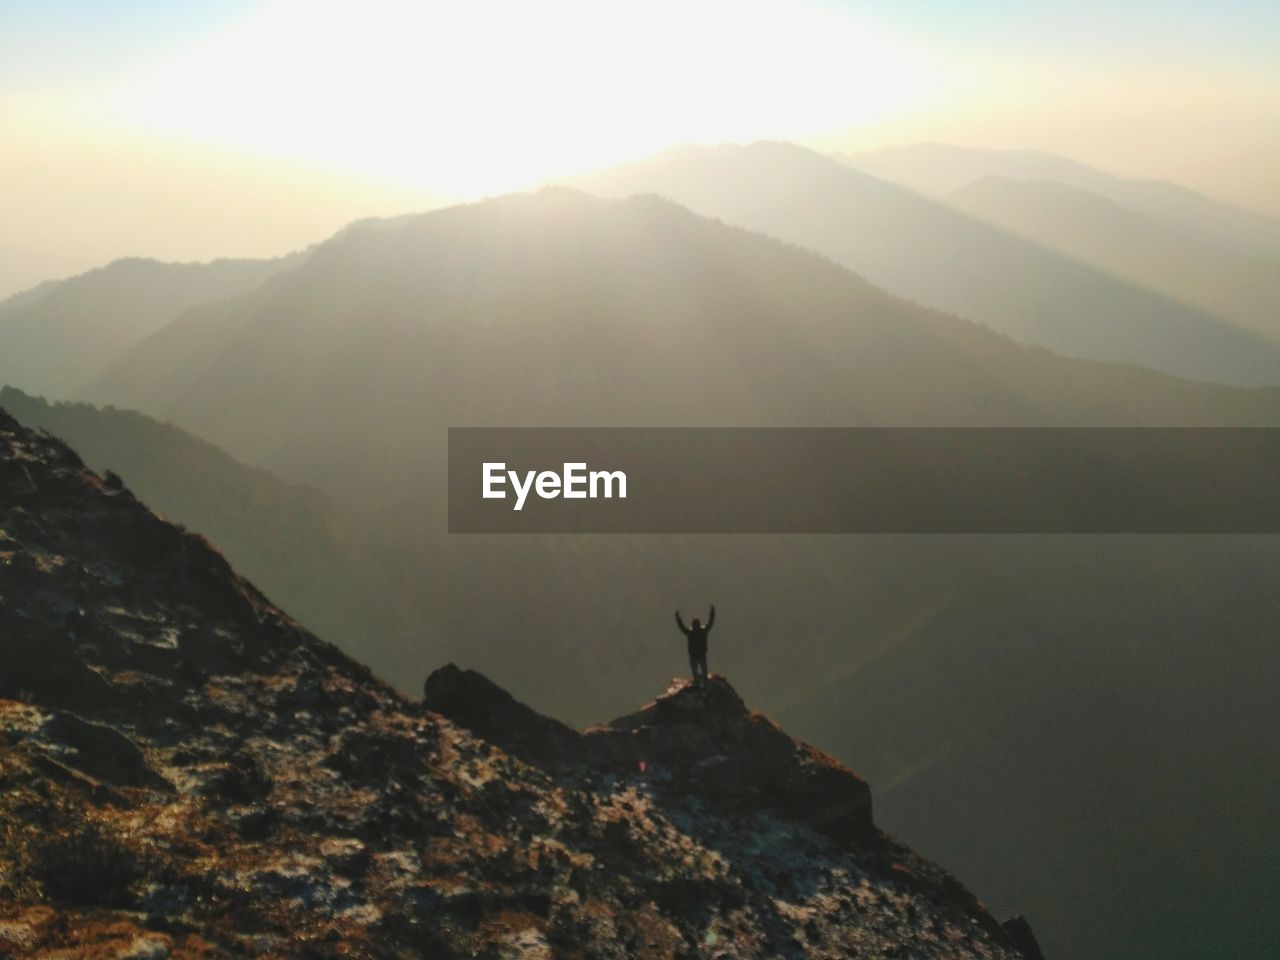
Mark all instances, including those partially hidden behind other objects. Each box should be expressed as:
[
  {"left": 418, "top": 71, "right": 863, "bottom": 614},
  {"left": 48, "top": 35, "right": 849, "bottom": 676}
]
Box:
[
  {"left": 689, "top": 651, "right": 699, "bottom": 683},
  {"left": 695, "top": 652, "right": 708, "bottom": 685}
]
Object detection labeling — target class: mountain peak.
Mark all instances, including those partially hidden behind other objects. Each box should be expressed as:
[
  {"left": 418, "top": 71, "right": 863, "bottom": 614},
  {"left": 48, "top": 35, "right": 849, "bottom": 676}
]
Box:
[{"left": 606, "top": 673, "right": 752, "bottom": 726}]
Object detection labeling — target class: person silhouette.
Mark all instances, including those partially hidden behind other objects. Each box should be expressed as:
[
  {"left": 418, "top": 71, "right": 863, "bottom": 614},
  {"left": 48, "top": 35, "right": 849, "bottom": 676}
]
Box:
[{"left": 675, "top": 604, "right": 715, "bottom": 686}]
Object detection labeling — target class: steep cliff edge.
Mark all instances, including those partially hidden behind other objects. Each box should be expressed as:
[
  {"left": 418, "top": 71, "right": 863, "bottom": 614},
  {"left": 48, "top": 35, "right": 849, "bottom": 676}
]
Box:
[{"left": 0, "top": 409, "right": 1044, "bottom": 958}]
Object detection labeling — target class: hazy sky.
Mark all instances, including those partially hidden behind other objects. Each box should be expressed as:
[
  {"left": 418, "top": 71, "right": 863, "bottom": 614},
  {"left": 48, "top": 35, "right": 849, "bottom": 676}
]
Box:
[{"left": 2, "top": 0, "right": 1278, "bottom": 297}]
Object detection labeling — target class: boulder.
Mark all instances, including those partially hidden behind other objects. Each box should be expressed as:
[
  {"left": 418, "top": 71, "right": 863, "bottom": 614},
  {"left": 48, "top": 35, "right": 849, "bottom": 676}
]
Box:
[{"left": 422, "top": 663, "right": 582, "bottom": 769}]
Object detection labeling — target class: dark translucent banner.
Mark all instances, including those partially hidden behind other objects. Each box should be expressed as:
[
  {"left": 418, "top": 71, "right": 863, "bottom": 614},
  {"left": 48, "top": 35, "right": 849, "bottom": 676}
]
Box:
[{"left": 448, "top": 428, "right": 1280, "bottom": 533}]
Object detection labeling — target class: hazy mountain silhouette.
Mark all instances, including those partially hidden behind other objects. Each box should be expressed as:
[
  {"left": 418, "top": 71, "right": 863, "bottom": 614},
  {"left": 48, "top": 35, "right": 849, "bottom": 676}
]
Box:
[
  {"left": 87, "top": 186, "right": 1280, "bottom": 449},
  {"left": 950, "top": 176, "right": 1280, "bottom": 342},
  {"left": 567, "top": 142, "right": 1280, "bottom": 385},
  {"left": 69, "top": 188, "right": 1280, "bottom": 959},
  {"left": 843, "top": 142, "right": 1280, "bottom": 263},
  {"left": 0, "top": 410, "right": 1047, "bottom": 957},
  {"left": 0, "top": 253, "right": 304, "bottom": 398}
]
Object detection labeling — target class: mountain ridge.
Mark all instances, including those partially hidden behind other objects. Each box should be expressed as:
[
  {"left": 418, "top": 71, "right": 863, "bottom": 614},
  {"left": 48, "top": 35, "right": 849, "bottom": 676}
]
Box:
[
  {"left": 948, "top": 175, "right": 1280, "bottom": 341},
  {"left": 841, "top": 142, "right": 1280, "bottom": 262},
  {"left": 567, "top": 142, "right": 1280, "bottom": 385}
]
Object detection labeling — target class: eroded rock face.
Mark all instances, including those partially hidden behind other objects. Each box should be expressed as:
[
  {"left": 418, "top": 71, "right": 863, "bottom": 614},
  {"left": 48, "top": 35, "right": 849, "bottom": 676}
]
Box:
[{"left": 0, "top": 409, "right": 1043, "bottom": 959}]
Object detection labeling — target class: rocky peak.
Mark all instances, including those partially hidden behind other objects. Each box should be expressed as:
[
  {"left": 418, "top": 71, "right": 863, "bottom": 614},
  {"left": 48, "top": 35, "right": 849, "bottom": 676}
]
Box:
[
  {"left": 587, "top": 676, "right": 874, "bottom": 843},
  {"left": 602, "top": 675, "right": 752, "bottom": 730},
  {"left": 424, "top": 670, "right": 873, "bottom": 842}
]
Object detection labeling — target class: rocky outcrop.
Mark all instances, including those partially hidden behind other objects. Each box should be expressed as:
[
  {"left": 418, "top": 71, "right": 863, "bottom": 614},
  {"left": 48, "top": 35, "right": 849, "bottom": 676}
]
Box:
[
  {"left": 422, "top": 663, "right": 582, "bottom": 769},
  {"left": 40, "top": 711, "right": 173, "bottom": 793},
  {"left": 584, "top": 677, "right": 874, "bottom": 842},
  {"left": 422, "top": 669, "right": 874, "bottom": 843},
  {"left": 0, "top": 408, "right": 1044, "bottom": 958},
  {"left": 1003, "top": 916, "right": 1048, "bottom": 960}
]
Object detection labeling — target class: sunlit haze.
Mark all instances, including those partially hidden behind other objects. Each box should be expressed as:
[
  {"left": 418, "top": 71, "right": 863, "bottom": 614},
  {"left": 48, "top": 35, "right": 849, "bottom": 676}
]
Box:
[{"left": 2, "top": 0, "right": 1278, "bottom": 297}]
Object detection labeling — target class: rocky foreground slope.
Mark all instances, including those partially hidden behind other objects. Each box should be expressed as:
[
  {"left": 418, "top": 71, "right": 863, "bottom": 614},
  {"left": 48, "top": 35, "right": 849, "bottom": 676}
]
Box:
[{"left": 0, "top": 409, "right": 1044, "bottom": 959}]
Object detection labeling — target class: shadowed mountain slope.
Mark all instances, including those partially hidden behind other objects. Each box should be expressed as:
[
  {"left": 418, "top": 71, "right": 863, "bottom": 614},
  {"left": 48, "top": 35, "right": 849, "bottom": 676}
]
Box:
[
  {"left": 0, "top": 385, "right": 414, "bottom": 669},
  {"left": 0, "top": 409, "right": 1044, "bottom": 959},
  {"left": 567, "top": 142, "right": 1280, "bottom": 385}
]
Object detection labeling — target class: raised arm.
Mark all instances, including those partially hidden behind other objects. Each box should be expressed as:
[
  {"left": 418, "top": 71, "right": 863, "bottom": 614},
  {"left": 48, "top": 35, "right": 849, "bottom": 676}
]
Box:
[
  {"left": 706, "top": 604, "right": 716, "bottom": 631},
  {"left": 675, "top": 611, "right": 690, "bottom": 636}
]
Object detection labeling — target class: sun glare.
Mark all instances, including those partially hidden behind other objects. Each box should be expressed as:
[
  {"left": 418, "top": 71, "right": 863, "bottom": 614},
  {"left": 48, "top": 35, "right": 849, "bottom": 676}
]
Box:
[{"left": 103, "top": 0, "right": 937, "bottom": 198}]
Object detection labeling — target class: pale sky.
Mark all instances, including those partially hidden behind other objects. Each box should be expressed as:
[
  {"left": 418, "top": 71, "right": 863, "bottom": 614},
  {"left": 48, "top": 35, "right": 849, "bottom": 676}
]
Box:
[{"left": 2, "top": 0, "right": 1278, "bottom": 298}]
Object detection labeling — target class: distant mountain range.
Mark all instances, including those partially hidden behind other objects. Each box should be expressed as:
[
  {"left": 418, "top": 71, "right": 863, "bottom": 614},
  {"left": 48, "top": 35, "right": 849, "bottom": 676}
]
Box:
[
  {"left": 85, "top": 186, "right": 1280, "bottom": 457},
  {"left": 568, "top": 142, "right": 1280, "bottom": 385},
  {"left": 841, "top": 142, "right": 1280, "bottom": 263},
  {"left": 7, "top": 144, "right": 1280, "bottom": 397},
  {"left": 948, "top": 176, "right": 1280, "bottom": 342},
  {"left": 0, "top": 252, "right": 304, "bottom": 398}
]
